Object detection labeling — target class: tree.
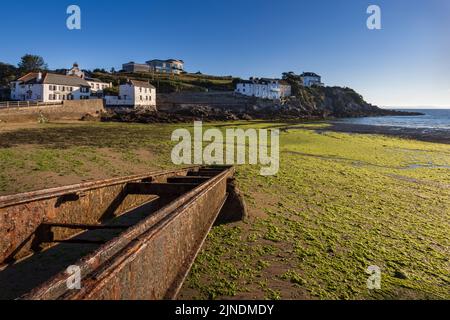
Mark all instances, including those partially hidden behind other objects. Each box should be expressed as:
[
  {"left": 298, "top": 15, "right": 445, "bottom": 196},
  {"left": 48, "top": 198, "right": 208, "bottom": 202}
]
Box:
[
  {"left": 103, "top": 86, "right": 119, "bottom": 96},
  {"left": 18, "top": 54, "right": 48, "bottom": 73},
  {"left": 93, "top": 68, "right": 107, "bottom": 73},
  {"left": 282, "top": 72, "right": 304, "bottom": 96},
  {"left": 0, "top": 62, "right": 19, "bottom": 87}
]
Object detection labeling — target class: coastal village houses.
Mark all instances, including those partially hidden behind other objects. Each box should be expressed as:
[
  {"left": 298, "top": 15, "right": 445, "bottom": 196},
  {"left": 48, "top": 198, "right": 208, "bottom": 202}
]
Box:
[
  {"left": 105, "top": 79, "right": 156, "bottom": 109},
  {"left": 10, "top": 63, "right": 112, "bottom": 102},
  {"left": 10, "top": 72, "right": 91, "bottom": 102},
  {"left": 122, "top": 59, "right": 185, "bottom": 74},
  {"left": 235, "top": 78, "right": 292, "bottom": 100}
]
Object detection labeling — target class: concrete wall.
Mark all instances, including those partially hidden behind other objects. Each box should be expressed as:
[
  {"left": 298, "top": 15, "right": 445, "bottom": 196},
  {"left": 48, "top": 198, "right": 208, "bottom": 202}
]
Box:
[{"left": 0, "top": 99, "right": 105, "bottom": 123}]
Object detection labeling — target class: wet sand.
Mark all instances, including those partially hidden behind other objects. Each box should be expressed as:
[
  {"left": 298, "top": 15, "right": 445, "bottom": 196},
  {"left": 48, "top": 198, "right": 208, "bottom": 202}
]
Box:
[{"left": 325, "top": 122, "right": 450, "bottom": 144}]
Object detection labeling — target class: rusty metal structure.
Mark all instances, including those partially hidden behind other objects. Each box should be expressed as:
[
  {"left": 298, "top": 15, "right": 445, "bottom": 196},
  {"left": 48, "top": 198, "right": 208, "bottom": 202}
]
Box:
[{"left": 0, "top": 166, "right": 241, "bottom": 300}]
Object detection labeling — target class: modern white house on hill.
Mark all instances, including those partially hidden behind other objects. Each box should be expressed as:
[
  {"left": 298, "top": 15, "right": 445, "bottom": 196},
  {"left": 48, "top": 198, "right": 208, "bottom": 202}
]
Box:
[
  {"left": 146, "top": 59, "right": 185, "bottom": 74},
  {"left": 235, "top": 78, "right": 292, "bottom": 100},
  {"left": 10, "top": 72, "right": 91, "bottom": 102},
  {"left": 122, "top": 59, "right": 185, "bottom": 74},
  {"left": 301, "top": 72, "right": 324, "bottom": 87},
  {"left": 105, "top": 79, "right": 156, "bottom": 109}
]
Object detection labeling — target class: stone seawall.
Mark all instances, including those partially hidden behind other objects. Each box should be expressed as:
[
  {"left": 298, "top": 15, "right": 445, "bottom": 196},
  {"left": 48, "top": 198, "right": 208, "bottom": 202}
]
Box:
[
  {"left": 157, "top": 91, "right": 258, "bottom": 112},
  {"left": 0, "top": 100, "right": 105, "bottom": 123}
]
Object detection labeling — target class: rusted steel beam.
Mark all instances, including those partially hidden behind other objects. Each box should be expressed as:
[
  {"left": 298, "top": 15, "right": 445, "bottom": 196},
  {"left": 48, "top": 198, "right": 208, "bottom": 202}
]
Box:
[
  {"left": 0, "top": 166, "right": 237, "bottom": 300},
  {"left": 187, "top": 171, "right": 221, "bottom": 177},
  {"left": 61, "top": 169, "right": 233, "bottom": 300},
  {"left": 126, "top": 183, "right": 198, "bottom": 196},
  {"left": 42, "top": 223, "right": 131, "bottom": 230},
  {"left": 0, "top": 167, "right": 199, "bottom": 264},
  {"left": 47, "top": 239, "right": 108, "bottom": 245},
  {"left": 166, "top": 176, "right": 211, "bottom": 184}
]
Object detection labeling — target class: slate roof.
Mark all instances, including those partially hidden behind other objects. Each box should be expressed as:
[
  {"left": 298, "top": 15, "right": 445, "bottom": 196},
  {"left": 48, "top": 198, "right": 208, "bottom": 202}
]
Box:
[
  {"left": 16, "top": 72, "right": 90, "bottom": 87},
  {"left": 239, "top": 78, "right": 290, "bottom": 86},
  {"left": 129, "top": 79, "right": 155, "bottom": 89},
  {"left": 43, "top": 73, "right": 90, "bottom": 86}
]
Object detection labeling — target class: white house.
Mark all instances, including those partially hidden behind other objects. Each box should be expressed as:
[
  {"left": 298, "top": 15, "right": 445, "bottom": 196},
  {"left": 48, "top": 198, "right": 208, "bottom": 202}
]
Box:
[
  {"left": 105, "top": 79, "right": 156, "bottom": 109},
  {"left": 10, "top": 72, "right": 91, "bottom": 102},
  {"left": 235, "top": 78, "right": 291, "bottom": 100},
  {"left": 66, "top": 63, "right": 112, "bottom": 96},
  {"left": 301, "top": 72, "right": 324, "bottom": 87}
]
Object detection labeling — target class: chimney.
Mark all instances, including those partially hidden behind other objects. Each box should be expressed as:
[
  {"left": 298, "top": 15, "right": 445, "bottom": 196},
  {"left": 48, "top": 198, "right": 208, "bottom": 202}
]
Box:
[{"left": 37, "top": 72, "right": 43, "bottom": 81}]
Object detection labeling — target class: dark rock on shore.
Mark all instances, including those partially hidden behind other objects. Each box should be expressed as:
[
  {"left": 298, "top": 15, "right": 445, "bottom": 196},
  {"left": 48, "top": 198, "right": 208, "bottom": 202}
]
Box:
[{"left": 100, "top": 107, "right": 255, "bottom": 124}]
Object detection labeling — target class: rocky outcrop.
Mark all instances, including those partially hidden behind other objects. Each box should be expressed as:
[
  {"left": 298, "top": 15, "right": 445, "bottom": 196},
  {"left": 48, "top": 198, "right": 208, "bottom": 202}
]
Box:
[{"left": 281, "top": 86, "right": 423, "bottom": 118}]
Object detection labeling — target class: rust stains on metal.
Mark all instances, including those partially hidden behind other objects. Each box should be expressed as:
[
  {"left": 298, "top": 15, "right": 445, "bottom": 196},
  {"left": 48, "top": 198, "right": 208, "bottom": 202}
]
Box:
[{"left": 0, "top": 166, "right": 240, "bottom": 300}]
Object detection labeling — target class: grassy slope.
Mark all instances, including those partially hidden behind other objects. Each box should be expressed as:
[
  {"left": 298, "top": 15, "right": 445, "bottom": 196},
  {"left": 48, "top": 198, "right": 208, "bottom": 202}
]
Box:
[
  {"left": 91, "top": 71, "right": 237, "bottom": 93},
  {"left": 0, "top": 121, "right": 448, "bottom": 299}
]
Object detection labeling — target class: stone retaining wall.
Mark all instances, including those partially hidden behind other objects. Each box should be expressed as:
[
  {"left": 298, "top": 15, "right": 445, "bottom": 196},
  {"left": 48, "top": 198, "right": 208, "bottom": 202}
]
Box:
[{"left": 0, "top": 99, "right": 105, "bottom": 123}]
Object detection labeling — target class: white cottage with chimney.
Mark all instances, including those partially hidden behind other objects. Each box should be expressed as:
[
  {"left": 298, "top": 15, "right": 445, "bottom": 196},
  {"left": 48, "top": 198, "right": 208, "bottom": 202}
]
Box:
[{"left": 10, "top": 72, "right": 91, "bottom": 102}]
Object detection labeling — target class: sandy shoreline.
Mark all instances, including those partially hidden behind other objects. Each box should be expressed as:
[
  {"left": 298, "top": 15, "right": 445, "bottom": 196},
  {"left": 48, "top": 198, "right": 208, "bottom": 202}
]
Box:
[{"left": 325, "top": 121, "right": 450, "bottom": 144}]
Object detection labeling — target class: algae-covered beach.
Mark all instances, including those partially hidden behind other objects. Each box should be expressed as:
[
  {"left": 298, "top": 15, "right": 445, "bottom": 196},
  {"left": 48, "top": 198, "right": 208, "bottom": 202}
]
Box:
[{"left": 0, "top": 121, "right": 448, "bottom": 300}]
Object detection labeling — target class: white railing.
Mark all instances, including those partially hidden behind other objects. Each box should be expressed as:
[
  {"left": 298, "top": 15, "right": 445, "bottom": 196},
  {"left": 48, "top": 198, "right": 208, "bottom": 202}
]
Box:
[
  {"left": 0, "top": 101, "right": 63, "bottom": 108},
  {"left": 104, "top": 96, "right": 134, "bottom": 106}
]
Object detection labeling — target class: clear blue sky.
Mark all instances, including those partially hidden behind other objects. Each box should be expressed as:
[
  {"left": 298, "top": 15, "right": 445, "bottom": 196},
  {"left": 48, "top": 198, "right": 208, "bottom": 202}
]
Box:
[{"left": 1, "top": 0, "right": 449, "bottom": 107}]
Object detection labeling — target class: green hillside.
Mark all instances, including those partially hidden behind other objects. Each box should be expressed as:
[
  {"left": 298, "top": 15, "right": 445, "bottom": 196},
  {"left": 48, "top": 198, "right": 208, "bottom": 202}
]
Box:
[{"left": 91, "top": 71, "right": 240, "bottom": 94}]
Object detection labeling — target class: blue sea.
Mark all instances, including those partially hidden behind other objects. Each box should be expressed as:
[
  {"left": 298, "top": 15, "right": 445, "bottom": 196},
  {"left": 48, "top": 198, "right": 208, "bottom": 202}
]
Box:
[{"left": 338, "top": 109, "right": 450, "bottom": 130}]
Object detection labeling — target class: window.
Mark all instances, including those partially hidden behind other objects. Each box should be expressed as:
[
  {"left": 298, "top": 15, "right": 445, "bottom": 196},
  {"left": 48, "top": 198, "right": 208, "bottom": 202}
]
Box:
[
  {"left": 140, "top": 96, "right": 143, "bottom": 101},
  {"left": 49, "top": 94, "right": 53, "bottom": 100}
]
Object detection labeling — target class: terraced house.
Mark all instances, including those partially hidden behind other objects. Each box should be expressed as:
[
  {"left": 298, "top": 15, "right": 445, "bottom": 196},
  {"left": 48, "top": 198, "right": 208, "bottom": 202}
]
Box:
[
  {"left": 10, "top": 72, "right": 91, "bottom": 102},
  {"left": 235, "top": 78, "right": 292, "bottom": 100}
]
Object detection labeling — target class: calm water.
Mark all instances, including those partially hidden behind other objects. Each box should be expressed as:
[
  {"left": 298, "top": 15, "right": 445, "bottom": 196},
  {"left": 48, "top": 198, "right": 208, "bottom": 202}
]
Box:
[{"left": 338, "top": 109, "right": 450, "bottom": 130}]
